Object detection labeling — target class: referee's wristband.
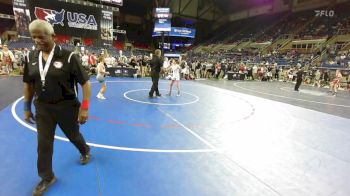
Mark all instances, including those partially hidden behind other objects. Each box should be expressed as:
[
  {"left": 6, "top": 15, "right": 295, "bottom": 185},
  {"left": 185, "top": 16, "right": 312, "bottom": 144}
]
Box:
[
  {"left": 24, "top": 101, "right": 32, "bottom": 112},
  {"left": 81, "top": 100, "right": 90, "bottom": 110}
]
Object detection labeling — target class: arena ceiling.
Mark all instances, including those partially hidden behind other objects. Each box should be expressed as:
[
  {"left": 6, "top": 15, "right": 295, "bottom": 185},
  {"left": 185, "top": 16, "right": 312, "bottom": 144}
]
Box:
[
  {"left": 0, "top": 0, "right": 274, "bottom": 20},
  {"left": 216, "top": 0, "right": 275, "bottom": 13}
]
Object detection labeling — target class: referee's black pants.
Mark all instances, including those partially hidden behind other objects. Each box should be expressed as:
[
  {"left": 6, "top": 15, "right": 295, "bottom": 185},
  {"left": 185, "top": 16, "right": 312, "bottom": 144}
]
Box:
[
  {"left": 295, "top": 79, "right": 302, "bottom": 91},
  {"left": 34, "top": 99, "right": 90, "bottom": 181},
  {"left": 149, "top": 71, "right": 160, "bottom": 96}
]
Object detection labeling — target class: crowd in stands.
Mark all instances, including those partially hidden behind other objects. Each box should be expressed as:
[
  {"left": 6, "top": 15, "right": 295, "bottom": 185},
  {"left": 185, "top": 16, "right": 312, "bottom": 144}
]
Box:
[
  {"left": 2, "top": 1, "right": 350, "bottom": 93},
  {"left": 0, "top": 40, "right": 150, "bottom": 76},
  {"left": 1, "top": 38, "right": 349, "bottom": 92},
  {"left": 0, "top": 44, "right": 29, "bottom": 75},
  {"left": 321, "top": 44, "right": 350, "bottom": 68},
  {"left": 178, "top": 1, "right": 350, "bottom": 92},
  {"left": 202, "top": 1, "right": 350, "bottom": 45},
  {"left": 185, "top": 50, "right": 350, "bottom": 91}
]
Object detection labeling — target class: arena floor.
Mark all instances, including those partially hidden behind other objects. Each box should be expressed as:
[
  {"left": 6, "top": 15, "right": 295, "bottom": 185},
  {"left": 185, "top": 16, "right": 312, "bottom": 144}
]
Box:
[{"left": 0, "top": 77, "right": 349, "bottom": 196}]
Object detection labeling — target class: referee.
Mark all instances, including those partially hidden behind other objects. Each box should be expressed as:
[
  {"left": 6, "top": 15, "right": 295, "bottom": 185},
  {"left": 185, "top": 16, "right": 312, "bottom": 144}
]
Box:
[
  {"left": 294, "top": 67, "right": 304, "bottom": 91},
  {"left": 149, "top": 49, "right": 163, "bottom": 97},
  {"left": 23, "top": 19, "right": 91, "bottom": 196}
]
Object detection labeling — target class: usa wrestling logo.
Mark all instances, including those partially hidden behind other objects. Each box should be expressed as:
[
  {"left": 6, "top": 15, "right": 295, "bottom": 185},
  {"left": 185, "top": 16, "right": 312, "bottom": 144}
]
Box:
[
  {"left": 34, "top": 7, "right": 65, "bottom": 26},
  {"left": 34, "top": 7, "right": 98, "bottom": 30}
]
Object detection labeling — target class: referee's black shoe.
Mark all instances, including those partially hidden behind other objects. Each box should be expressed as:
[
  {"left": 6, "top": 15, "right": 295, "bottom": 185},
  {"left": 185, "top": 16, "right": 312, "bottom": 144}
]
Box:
[
  {"left": 80, "top": 151, "right": 91, "bottom": 165},
  {"left": 32, "top": 176, "right": 56, "bottom": 196}
]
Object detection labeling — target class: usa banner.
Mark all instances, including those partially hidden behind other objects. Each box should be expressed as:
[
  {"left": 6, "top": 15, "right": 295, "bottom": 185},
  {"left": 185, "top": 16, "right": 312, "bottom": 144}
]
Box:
[
  {"left": 101, "top": 10, "right": 113, "bottom": 46},
  {"left": 28, "top": 0, "right": 101, "bottom": 38},
  {"left": 12, "top": 0, "right": 31, "bottom": 37}
]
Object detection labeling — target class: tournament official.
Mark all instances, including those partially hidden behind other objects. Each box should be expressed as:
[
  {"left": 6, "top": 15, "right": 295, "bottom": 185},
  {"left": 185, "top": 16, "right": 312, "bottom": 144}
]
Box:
[
  {"left": 23, "top": 19, "right": 91, "bottom": 196},
  {"left": 294, "top": 67, "right": 304, "bottom": 91},
  {"left": 149, "top": 49, "right": 163, "bottom": 97}
]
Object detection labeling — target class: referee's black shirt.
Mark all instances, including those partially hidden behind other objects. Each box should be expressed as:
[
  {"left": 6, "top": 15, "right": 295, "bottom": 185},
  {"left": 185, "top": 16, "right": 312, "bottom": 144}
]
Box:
[
  {"left": 296, "top": 70, "right": 304, "bottom": 80},
  {"left": 23, "top": 45, "right": 89, "bottom": 103},
  {"left": 150, "top": 56, "right": 163, "bottom": 73}
]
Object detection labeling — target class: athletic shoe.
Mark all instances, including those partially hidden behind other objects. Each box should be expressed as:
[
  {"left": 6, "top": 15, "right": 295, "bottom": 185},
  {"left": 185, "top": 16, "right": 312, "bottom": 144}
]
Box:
[
  {"left": 97, "top": 93, "right": 106, "bottom": 100},
  {"left": 32, "top": 177, "right": 57, "bottom": 196},
  {"left": 80, "top": 152, "right": 91, "bottom": 165}
]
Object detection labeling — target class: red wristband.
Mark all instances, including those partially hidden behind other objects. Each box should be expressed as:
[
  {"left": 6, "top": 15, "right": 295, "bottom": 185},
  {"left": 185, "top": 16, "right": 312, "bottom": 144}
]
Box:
[{"left": 81, "top": 100, "right": 90, "bottom": 110}]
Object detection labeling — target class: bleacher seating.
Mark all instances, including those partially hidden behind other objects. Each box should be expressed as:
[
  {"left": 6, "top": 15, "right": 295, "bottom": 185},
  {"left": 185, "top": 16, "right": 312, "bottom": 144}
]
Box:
[{"left": 6, "top": 40, "right": 149, "bottom": 58}]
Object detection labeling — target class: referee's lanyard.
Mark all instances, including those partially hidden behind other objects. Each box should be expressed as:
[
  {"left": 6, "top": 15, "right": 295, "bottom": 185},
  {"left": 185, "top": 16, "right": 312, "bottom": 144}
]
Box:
[{"left": 38, "top": 45, "right": 55, "bottom": 91}]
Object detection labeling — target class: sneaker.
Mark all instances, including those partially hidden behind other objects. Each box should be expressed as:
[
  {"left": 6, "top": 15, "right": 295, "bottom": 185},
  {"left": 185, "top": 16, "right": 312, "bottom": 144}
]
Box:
[
  {"left": 166, "top": 93, "right": 171, "bottom": 96},
  {"left": 100, "top": 95, "right": 107, "bottom": 100},
  {"left": 97, "top": 93, "right": 106, "bottom": 100},
  {"left": 156, "top": 94, "right": 162, "bottom": 98},
  {"left": 33, "top": 177, "right": 57, "bottom": 196},
  {"left": 80, "top": 151, "right": 91, "bottom": 165},
  {"left": 176, "top": 93, "right": 180, "bottom": 96}
]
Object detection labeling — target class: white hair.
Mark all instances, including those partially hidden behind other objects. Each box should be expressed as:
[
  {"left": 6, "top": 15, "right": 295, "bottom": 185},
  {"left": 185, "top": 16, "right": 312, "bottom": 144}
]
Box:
[{"left": 29, "top": 19, "right": 55, "bottom": 35}]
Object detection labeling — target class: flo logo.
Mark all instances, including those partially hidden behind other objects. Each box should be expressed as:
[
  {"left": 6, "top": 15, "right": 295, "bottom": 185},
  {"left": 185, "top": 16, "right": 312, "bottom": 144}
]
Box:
[
  {"left": 315, "top": 10, "right": 335, "bottom": 17},
  {"left": 35, "top": 7, "right": 65, "bottom": 26}
]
